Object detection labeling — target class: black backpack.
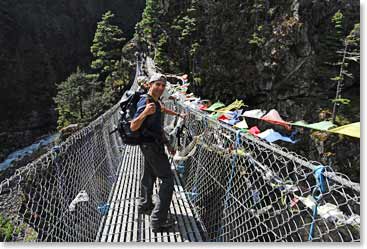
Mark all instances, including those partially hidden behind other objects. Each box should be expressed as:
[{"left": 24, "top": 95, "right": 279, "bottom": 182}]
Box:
[{"left": 110, "top": 90, "right": 146, "bottom": 145}]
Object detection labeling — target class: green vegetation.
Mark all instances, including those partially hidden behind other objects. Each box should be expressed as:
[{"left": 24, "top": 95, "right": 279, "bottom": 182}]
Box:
[
  {"left": 249, "top": 26, "right": 265, "bottom": 47},
  {"left": 135, "top": 0, "right": 162, "bottom": 47},
  {"left": 91, "top": 11, "right": 126, "bottom": 83},
  {"left": 0, "top": 214, "right": 38, "bottom": 241},
  {"left": 330, "top": 10, "right": 360, "bottom": 123},
  {"left": 54, "top": 68, "right": 102, "bottom": 128},
  {"left": 0, "top": 214, "right": 14, "bottom": 241},
  {"left": 136, "top": 0, "right": 200, "bottom": 77},
  {"left": 54, "top": 11, "right": 132, "bottom": 129}
]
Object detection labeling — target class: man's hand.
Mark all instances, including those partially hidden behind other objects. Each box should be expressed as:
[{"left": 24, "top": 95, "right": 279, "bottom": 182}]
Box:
[{"left": 143, "top": 98, "right": 156, "bottom": 116}]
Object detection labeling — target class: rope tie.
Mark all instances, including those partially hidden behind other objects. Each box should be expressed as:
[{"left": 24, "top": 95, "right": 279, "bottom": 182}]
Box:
[
  {"left": 308, "top": 165, "right": 326, "bottom": 241},
  {"left": 98, "top": 203, "right": 110, "bottom": 216},
  {"left": 177, "top": 162, "right": 185, "bottom": 175}
]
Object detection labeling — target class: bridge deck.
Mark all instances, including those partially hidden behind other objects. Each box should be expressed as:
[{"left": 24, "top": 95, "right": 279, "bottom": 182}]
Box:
[{"left": 97, "top": 145, "right": 203, "bottom": 242}]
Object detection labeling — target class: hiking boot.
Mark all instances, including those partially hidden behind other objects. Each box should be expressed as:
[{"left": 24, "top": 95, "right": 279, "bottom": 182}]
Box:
[
  {"left": 151, "top": 217, "right": 176, "bottom": 233},
  {"left": 138, "top": 203, "right": 155, "bottom": 214}
]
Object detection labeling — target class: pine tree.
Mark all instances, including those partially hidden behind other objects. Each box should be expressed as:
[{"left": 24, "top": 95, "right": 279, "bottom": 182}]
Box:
[
  {"left": 90, "top": 11, "right": 126, "bottom": 83},
  {"left": 180, "top": 0, "right": 200, "bottom": 73},
  {"left": 83, "top": 79, "right": 105, "bottom": 121},
  {"left": 54, "top": 68, "right": 91, "bottom": 128},
  {"left": 331, "top": 18, "right": 360, "bottom": 123},
  {"left": 136, "top": 0, "right": 162, "bottom": 50}
]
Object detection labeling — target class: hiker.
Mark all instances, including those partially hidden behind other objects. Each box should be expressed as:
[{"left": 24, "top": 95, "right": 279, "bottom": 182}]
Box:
[
  {"left": 180, "top": 74, "right": 189, "bottom": 84},
  {"left": 137, "top": 75, "right": 150, "bottom": 94},
  {"left": 130, "top": 73, "right": 185, "bottom": 232}
]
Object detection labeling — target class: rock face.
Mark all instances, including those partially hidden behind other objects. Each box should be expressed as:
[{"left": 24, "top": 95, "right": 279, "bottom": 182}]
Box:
[
  {"left": 234, "top": 0, "right": 360, "bottom": 181},
  {"left": 0, "top": 0, "right": 145, "bottom": 160},
  {"left": 193, "top": 0, "right": 359, "bottom": 122}
]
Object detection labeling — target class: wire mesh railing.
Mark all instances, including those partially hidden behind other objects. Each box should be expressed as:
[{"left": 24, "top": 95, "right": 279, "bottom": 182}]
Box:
[
  {"left": 163, "top": 99, "right": 360, "bottom": 242},
  {"left": 0, "top": 102, "right": 125, "bottom": 241}
]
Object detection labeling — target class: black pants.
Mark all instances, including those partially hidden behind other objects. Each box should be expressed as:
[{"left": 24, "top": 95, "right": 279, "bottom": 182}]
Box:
[{"left": 139, "top": 143, "right": 174, "bottom": 227}]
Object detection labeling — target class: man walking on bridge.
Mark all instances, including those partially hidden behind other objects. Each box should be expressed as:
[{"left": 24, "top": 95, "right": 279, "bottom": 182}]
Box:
[{"left": 130, "top": 73, "right": 184, "bottom": 232}]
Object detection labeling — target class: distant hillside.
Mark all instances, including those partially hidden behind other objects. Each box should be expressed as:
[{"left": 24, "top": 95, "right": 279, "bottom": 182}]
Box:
[{"left": 0, "top": 0, "right": 145, "bottom": 160}]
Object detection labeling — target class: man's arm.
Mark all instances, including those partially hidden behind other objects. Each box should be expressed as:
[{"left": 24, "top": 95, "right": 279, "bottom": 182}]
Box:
[
  {"left": 160, "top": 102, "right": 186, "bottom": 118},
  {"left": 130, "top": 112, "right": 148, "bottom": 132},
  {"left": 162, "top": 106, "right": 179, "bottom": 116},
  {"left": 130, "top": 99, "right": 156, "bottom": 131}
]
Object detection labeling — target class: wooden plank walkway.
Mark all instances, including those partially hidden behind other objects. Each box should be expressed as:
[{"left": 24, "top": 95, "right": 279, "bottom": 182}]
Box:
[{"left": 97, "top": 145, "right": 204, "bottom": 242}]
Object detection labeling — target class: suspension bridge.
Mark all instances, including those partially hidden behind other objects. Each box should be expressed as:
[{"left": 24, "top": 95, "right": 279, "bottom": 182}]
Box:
[{"left": 0, "top": 57, "right": 360, "bottom": 242}]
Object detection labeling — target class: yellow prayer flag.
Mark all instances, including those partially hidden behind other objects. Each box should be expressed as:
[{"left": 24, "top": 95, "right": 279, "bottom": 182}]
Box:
[{"left": 329, "top": 122, "right": 360, "bottom": 138}]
